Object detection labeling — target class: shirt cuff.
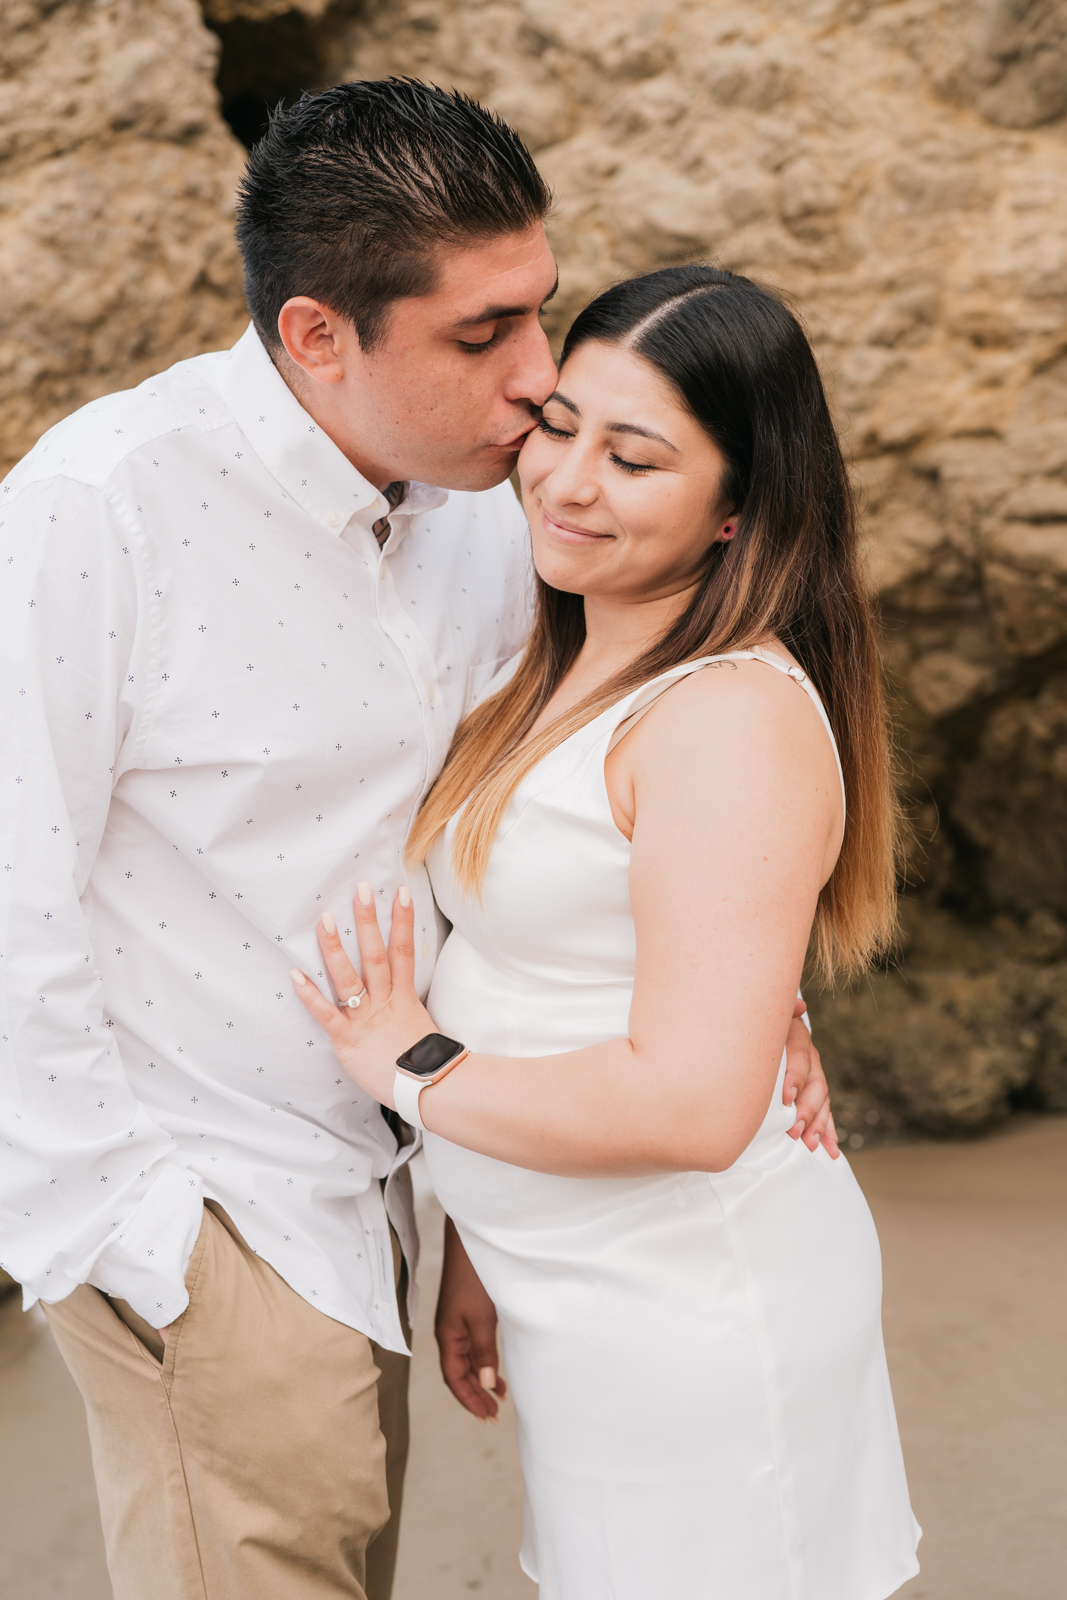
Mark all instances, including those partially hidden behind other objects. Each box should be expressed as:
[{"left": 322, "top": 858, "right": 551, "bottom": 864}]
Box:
[{"left": 81, "top": 1163, "right": 204, "bottom": 1328}]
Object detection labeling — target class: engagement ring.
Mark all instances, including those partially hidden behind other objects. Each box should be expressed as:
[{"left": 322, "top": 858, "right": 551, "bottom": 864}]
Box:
[{"left": 338, "top": 989, "right": 367, "bottom": 1010}]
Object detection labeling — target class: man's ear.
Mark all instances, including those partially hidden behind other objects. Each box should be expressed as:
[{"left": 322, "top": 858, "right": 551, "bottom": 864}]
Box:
[{"left": 276, "top": 297, "right": 350, "bottom": 386}]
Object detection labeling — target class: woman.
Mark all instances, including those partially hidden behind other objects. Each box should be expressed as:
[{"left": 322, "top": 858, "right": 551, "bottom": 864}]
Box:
[{"left": 292, "top": 265, "right": 920, "bottom": 1598}]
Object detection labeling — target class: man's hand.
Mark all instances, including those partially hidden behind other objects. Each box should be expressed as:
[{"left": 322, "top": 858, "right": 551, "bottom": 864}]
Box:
[
  {"left": 435, "top": 1216, "right": 507, "bottom": 1422},
  {"left": 783, "top": 998, "right": 840, "bottom": 1159}
]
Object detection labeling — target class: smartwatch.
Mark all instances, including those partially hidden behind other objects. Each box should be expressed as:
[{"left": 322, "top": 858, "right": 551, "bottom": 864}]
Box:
[{"left": 393, "top": 1033, "right": 469, "bottom": 1131}]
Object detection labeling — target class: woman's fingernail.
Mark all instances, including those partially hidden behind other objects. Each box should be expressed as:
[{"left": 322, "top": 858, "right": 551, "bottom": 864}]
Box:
[
  {"left": 321, "top": 911, "right": 336, "bottom": 935},
  {"left": 487, "top": 1413, "right": 499, "bottom": 1425},
  {"left": 478, "top": 1365, "right": 496, "bottom": 1391},
  {"left": 794, "top": 1119, "right": 805, "bottom": 1136},
  {"left": 290, "top": 969, "right": 306, "bottom": 986},
  {"left": 398, "top": 885, "right": 411, "bottom": 908},
  {"left": 357, "top": 882, "right": 373, "bottom": 906},
  {"left": 789, "top": 1086, "right": 798, "bottom": 1103}
]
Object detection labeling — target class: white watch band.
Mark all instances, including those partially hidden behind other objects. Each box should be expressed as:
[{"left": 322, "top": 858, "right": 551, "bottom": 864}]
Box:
[{"left": 393, "top": 1071, "right": 427, "bottom": 1132}]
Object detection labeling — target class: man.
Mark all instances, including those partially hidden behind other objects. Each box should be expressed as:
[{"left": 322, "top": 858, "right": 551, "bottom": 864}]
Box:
[{"left": 0, "top": 80, "right": 832, "bottom": 1600}]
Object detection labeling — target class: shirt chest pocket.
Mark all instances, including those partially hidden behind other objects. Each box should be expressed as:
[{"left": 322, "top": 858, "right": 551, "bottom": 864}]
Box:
[{"left": 463, "top": 657, "right": 511, "bottom": 717}]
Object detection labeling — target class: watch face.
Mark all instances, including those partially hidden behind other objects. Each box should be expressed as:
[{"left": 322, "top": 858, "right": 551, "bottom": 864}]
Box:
[{"left": 397, "top": 1033, "right": 465, "bottom": 1077}]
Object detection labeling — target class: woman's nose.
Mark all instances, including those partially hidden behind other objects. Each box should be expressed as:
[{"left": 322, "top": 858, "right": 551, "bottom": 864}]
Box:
[{"left": 545, "top": 441, "right": 600, "bottom": 507}]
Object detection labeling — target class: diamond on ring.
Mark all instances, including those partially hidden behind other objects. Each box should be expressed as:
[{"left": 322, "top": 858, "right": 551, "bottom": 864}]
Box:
[{"left": 339, "top": 990, "right": 366, "bottom": 1010}]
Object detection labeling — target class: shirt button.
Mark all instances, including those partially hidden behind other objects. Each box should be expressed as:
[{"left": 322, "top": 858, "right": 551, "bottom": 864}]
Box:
[
  {"left": 420, "top": 942, "right": 431, "bottom": 960},
  {"left": 327, "top": 512, "right": 341, "bottom": 529}
]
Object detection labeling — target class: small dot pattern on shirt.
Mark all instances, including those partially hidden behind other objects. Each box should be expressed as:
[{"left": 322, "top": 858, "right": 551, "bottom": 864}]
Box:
[{"left": 0, "top": 323, "right": 531, "bottom": 1351}]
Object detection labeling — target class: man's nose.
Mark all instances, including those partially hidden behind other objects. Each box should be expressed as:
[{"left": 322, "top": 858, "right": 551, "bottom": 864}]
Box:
[{"left": 506, "top": 320, "right": 558, "bottom": 409}]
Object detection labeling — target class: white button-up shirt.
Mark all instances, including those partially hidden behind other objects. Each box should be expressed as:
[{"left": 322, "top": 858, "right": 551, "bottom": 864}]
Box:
[{"left": 0, "top": 324, "right": 531, "bottom": 1353}]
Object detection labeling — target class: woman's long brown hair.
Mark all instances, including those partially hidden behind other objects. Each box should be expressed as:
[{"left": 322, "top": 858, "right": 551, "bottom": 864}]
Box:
[{"left": 408, "top": 266, "right": 901, "bottom": 983}]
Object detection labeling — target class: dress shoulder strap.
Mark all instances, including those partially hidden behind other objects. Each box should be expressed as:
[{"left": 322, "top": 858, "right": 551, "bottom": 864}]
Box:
[
  {"left": 604, "top": 648, "right": 847, "bottom": 827},
  {"left": 603, "top": 654, "right": 747, "bottom": 747},
  {"left": 743, "top": 647, "right": 847, "bottom": 824}
]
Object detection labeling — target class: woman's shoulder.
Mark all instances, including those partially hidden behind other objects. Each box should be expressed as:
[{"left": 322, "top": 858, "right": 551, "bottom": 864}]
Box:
[
  {"left": 599, "top": 647, "right": 843, "bottom": 852},
  {"left": 613, "top": 646, "right": 840, "bottom": 811},
  {"left": 643, "top": 653, "right": 814, "bottom": 754},
  {"left": 638, "top": 645, "right": 812, "bottom": 736}
]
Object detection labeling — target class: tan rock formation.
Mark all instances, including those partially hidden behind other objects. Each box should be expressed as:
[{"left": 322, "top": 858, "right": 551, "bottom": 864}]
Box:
[
  {"left": 1, "top": 0, "right": 1065, "bottom": 1139},
  {"left": 0, "top": 0, "right": 248, "bottom": 475}
]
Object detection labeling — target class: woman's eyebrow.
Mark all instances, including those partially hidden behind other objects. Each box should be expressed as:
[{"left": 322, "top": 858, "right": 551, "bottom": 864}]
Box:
[
  {"left": 607, "top": 421, "right": 678, "bottom": 450},
  {"left": 544, "top": 393, "right": 678, "bottom": 451}
]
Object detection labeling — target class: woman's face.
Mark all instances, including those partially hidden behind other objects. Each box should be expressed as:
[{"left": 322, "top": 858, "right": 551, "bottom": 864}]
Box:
[{"left": 517, "top": 339, "right": 732, "bottom": 607}]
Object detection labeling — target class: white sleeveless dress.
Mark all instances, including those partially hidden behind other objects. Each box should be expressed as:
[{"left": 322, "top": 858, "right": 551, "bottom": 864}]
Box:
[{"left": 423, "top": 650, "right": 920, "bottom": 1600}]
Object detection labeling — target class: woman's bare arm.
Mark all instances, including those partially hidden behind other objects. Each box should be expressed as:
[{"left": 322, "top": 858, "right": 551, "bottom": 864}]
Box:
[{"left": 292, "top": 663, "right": 842, "bottom": 1176}]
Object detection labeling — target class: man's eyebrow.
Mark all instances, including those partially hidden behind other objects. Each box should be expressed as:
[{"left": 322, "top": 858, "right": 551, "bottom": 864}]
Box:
[
  {"left": 453, "top": 272, "right": 560, "bottom": 328},
  {"left": 544, "top": 392, "right": 678, "bottom": 450}
]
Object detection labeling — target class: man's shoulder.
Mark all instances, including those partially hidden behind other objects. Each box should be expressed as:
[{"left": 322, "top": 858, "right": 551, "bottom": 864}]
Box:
[
  {"left": 433, "top": 480, "right": 527, "bottom": 546},
  {"left": 418, "top": 481, "right": 529, "bottom": 592},
  {"left": 419, "top": 482, "right": 532, "bottom": 647},
  {"left": 2, "top": 345, "right": 235, "bottom": 503}
]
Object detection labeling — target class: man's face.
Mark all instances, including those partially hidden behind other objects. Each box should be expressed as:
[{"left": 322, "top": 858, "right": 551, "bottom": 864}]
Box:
[{"left": 279, "top": 226, "right": 560, "bottom": 492}]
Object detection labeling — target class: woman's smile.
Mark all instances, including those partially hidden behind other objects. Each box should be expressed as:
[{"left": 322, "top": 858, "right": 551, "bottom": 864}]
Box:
[{"left": 540, "top": 507, "right": 614, "bottom": 544}]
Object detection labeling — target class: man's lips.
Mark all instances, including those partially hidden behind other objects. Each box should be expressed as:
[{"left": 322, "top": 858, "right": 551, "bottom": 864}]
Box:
[
  {"left": 495, "top": 422, "right": 539, "bottom": 450},
  {"left": 541, "top": 508, "right": 613, "bottom": 544}
]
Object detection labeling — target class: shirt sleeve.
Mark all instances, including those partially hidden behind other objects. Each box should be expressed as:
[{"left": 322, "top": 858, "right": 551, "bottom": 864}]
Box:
[{"left": 0, "top": 472, "right": 203, "bottom": 1326}]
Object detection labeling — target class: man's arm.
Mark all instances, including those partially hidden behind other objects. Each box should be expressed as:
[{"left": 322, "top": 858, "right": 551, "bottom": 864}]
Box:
[
  {"left": 784, "top": 999, "right": 839, "bottom": 1157},
  {"left": 0, "top": 473, "right": 202, "bottom": 1326},
  {"left": 435, "top": 1216, "right": 506, "bottom": 1421}
]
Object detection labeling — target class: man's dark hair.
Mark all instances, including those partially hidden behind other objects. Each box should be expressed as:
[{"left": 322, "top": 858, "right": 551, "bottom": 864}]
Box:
[{"left": 235, "top": 78, "right": 551, "bottom": 352}]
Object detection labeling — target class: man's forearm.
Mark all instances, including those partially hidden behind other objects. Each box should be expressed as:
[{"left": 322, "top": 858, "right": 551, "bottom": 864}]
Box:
[{"left": 0, "top": 473, "right": 201, "bottom": 1323}]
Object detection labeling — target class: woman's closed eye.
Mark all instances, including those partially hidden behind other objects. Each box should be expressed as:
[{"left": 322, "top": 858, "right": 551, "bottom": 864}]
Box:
[
  {"left": 537, "top": 417, "right": 574, "bottom": 441},
  {"left": 537, "top": 417, "right": 658, "bottom": 474}
]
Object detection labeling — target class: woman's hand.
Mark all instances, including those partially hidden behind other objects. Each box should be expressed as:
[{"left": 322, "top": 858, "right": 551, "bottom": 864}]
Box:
[
  {"left": 290, "top": 883, "right": 434, "bottom": 1108},
  {"left": 436, "top": 1216, "right": 507, "bottom": 1422},
  {"left": 783, "top": 998, "right": 840, "bottom": 1159}
]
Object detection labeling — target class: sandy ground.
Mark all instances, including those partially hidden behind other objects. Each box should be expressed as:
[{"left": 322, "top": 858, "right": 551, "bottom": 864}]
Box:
[{"left": 2, "top": 1115, "right": 1064, "bottom": 1599}]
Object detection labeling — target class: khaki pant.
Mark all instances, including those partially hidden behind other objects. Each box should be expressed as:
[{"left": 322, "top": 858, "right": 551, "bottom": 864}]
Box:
[{"left": 44, "top": 1202, "right": 410, "bottom": 1600}]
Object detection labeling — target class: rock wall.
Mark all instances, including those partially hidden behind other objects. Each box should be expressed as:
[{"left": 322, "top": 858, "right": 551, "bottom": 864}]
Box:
[
  {"left": 0, "top": 0, "right": 248, "bottom": 473},
  {"left": 2, "top": 0, "right": 1066, "bottom": 1142}
]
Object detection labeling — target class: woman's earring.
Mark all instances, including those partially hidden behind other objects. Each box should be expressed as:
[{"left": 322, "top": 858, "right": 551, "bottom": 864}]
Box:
[{"left": 721, "top": 524, "right": 735, "bottom": 541}]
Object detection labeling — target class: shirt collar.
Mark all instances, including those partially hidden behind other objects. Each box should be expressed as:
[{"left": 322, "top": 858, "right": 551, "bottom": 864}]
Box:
[{"left": 215, "top": 323, "right": 448, "bottom": 539}]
